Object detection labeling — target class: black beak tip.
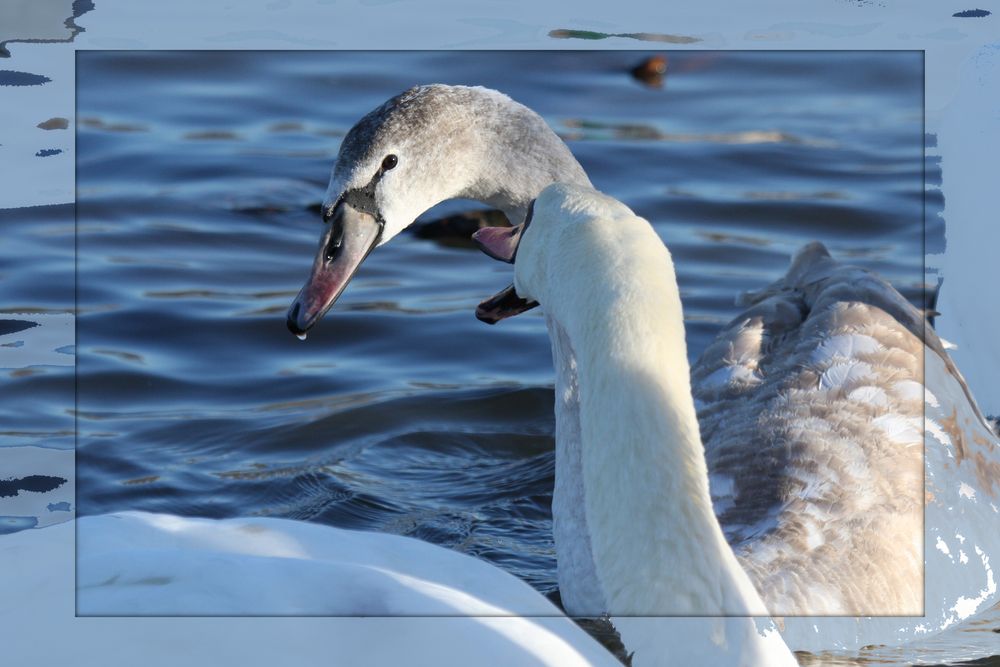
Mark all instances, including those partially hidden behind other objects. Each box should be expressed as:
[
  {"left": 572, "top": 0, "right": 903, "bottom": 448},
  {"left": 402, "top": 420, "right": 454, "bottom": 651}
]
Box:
[
  {"left": 286, "top": 303, "right": 309, "bottom": 337},
  {"left": 475, "top": 306, "right": 500, "bottom": 325}
]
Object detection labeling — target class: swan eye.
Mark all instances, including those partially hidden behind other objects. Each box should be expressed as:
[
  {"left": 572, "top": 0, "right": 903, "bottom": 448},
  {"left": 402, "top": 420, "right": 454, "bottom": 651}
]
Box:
[{"left": 382, "top": 154, "right": 398, "bottom": 171}]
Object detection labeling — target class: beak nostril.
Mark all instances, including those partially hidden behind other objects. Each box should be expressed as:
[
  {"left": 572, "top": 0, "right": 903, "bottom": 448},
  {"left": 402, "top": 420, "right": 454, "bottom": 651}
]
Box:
[
  {"left": 322, "top": 201, "right": 337, "bottom": 224},
  {"left": 290, "top": 200, "right": 381, "bottom": 338}
]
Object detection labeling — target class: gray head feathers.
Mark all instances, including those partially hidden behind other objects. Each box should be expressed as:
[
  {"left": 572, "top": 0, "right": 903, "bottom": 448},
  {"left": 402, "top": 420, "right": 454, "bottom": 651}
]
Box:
[{"left": 331, "top": 84, "right": 591, "bottom": 223}]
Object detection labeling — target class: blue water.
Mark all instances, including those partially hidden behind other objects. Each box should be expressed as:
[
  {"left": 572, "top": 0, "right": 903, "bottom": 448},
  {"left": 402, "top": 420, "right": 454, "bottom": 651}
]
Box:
[{"left": 21, "top": 49, "right": 987, "bottom": 663}]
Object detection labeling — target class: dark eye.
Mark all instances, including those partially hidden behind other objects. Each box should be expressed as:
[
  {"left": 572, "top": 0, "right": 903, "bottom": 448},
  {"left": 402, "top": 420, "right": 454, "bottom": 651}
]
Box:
[{"left": 382, "top": 154, "right": 398, "bottom": 171}]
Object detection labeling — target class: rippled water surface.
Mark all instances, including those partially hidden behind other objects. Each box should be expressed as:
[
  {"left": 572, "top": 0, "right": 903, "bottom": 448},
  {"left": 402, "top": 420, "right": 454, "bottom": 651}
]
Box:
[{"left": 45, "top": 50, "right": 994, "bottom": 663}]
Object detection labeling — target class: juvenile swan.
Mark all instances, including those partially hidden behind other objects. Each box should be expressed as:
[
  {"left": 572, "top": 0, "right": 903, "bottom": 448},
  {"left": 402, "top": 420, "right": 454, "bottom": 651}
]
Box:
[{"left": 288, "top": 85, "right": 1000, "bottom": 651}]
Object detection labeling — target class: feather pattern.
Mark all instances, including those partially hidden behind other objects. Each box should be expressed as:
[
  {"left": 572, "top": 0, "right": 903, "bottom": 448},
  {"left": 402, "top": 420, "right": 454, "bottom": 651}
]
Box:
[{"left": 694, "top": 243, "right": 927, "bottom": 615}]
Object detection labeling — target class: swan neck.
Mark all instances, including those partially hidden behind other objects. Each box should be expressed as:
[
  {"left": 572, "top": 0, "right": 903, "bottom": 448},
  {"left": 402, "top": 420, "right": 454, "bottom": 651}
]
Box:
[
  {"left": 457, "top": 102, "right": 591, "bottom": 224},
  {"left": 561, "top": 253, "right": 766, "bottom": 616}
]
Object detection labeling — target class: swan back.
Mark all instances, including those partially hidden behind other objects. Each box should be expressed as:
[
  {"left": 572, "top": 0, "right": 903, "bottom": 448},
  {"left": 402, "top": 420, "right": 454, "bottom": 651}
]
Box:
[
  {"left": 689, "top": 242, "right": 925, "bottom": 615},
  {"left": 687, "top": 240, "right": 1000, "bottom": 645}
]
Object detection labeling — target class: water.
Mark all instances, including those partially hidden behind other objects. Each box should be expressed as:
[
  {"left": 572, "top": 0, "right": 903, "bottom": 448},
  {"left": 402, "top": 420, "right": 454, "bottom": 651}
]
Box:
[{"left": 23, "top": 49, "right": 986, "bottom": 662}]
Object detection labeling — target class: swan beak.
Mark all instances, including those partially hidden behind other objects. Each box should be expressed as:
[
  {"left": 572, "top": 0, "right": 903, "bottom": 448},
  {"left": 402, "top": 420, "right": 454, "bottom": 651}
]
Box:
[
  {"left": 475, "top": 284, "right": 539, "bottom": 325},
  {"left": 286, "top": 201, "right": 381, "bottom": 337},
  {"left": 472, "top": 224, "right": 524, "bottom": 264},
  {"left": 472, "top": 222, "right": 537, "bottom": 323}
]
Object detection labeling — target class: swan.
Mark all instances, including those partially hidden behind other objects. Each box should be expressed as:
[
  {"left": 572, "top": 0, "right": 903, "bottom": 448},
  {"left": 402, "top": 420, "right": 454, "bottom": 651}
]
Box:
[
  {"left": 286, "top": 84, "right": 1000, "bottom": 654},
  {"left": 66, "top": 511, "right": 621, "bottom": 667}
]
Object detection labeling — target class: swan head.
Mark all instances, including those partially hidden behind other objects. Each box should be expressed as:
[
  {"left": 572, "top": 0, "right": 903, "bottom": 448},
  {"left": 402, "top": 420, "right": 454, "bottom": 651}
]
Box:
[
  {"left": 287, "top": 84, "right": 591, "bottom": 337},
  {"left": 474, "top": 183, "right": 639, "bottom": 325},
  {"left": 288, "top": 85, "right": 481, "bottom": 335}
]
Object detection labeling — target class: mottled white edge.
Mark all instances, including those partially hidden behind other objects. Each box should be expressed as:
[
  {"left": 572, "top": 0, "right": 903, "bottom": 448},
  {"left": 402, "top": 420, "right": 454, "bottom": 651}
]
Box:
[{"left": 0, "top": 0, "right": 998, "bottom": 665}]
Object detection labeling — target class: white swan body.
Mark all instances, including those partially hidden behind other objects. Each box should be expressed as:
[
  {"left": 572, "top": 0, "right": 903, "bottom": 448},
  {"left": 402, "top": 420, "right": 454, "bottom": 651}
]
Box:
[
  {"left": 290, "top": 85, "right": 1000, "bottom": 657},
  {"left": 7, "top": 516, "right": 619, "bottom": 667},
  {"left": 68, "top": 511, "right": 619, "bottom": 667}
]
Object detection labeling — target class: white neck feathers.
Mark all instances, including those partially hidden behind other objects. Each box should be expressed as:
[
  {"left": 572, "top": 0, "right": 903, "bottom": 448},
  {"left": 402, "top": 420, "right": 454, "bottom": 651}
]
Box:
[{"left": 522, "top": 185, "right": 767, "bottom": 616}]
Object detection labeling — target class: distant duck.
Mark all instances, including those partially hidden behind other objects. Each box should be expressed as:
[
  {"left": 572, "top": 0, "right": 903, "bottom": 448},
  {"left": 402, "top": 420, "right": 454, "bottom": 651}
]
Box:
[{"left": 286, "top": 85, "right": 1000, "bottom": 655}]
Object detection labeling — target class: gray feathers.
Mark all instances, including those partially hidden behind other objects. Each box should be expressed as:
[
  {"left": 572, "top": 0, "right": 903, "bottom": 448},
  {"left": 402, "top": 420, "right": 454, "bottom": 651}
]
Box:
[
  {"left": 695, "top": 243, "right": 936, "bottom": 615},
  {"left": 333, "top": 85, "right": 591, "bottom": 225}
]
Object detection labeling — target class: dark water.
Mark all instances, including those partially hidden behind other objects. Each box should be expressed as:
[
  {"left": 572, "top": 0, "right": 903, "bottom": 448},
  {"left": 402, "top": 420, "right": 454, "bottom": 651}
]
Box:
[{"left": 55, "top": 50, "right": 981, "bottom": 660}]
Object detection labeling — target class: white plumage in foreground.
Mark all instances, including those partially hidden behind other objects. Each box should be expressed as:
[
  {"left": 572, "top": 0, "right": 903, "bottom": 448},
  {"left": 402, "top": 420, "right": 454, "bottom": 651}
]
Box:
[
  {"left": 6, "top": 515, "right": 623, "bottom": 667},
  {"left": 66, "top": 512, "right": 619, "bottom": 666}
]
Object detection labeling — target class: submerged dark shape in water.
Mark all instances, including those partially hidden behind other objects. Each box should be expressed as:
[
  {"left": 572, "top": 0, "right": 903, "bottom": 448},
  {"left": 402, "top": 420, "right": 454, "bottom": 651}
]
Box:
[{"left": 412, "top": 209, "right": 510, "bottom": 248}]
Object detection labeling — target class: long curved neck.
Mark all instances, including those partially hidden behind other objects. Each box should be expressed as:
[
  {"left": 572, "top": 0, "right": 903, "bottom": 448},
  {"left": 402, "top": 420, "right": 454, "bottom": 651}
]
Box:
[
  {"left": 458, "top": 100, "right": 592, "bottom": 224},
  {"left": 558, "top": 248, "right": 767, "bottom": 616}
]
